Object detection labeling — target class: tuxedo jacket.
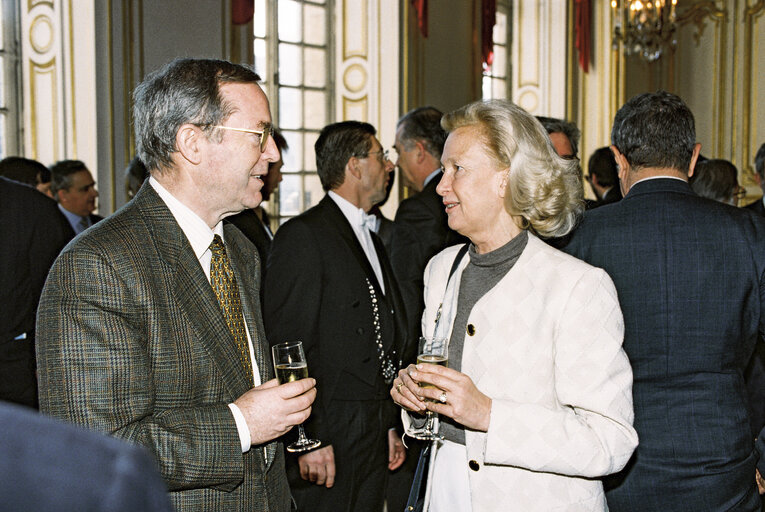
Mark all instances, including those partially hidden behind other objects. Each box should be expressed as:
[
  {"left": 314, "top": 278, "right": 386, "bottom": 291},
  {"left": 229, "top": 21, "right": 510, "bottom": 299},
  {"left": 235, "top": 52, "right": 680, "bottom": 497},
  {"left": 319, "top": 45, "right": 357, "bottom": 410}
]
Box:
[
  {"left": 389, "top": 174, "right": 467, "bottom": 363},
  {"left": 36, "top": 182, "right": 291, "bottom": 512},
  {"left": 0, "top": 401, "right": 172, "bottom": 511},
  {"left": 562, "top": 178, "right": 765, "bottom": 511},
  {"left": 226, "top": 207, "right": 272, "bottom": 286},
  {"left": 263, "top": 195, "right": 407, "bottom": 447}
]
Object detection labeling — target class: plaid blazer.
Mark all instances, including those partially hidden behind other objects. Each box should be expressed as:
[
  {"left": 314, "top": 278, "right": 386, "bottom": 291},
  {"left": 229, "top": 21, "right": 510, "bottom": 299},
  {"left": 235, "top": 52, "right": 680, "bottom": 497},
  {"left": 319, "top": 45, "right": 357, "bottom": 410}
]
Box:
[{"left": 36, "top": 182, "right": 292, "bottom": 511}]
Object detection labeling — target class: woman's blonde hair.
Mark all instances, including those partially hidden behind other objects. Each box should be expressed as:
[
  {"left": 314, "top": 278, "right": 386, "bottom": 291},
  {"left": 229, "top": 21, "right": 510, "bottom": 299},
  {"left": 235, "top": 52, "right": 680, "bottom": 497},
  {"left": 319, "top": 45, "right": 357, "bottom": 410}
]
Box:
[{"left": 441, "top": 99, "right": 584, "bottom": 238}]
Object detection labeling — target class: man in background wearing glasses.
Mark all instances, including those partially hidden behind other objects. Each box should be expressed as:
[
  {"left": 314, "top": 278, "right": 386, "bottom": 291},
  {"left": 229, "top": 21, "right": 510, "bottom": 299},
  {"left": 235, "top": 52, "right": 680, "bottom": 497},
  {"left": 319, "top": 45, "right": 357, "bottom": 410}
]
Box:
[
  {"left": 36, "top": 58, "right": 316, "bottom": 511},
  {"left": 263, "top": 120, "right": 407, "bottom": 512}
]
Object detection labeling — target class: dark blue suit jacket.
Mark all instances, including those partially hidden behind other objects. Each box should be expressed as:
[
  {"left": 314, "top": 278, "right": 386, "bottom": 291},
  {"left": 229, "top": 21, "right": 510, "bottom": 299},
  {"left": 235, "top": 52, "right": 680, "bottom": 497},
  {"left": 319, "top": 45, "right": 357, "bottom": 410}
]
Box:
[
  {"left": 562, "top": 178, "right": 765, "bottom": 511},
  {"left": 0, "top": 401, "right": 172, "bottom": 511}
]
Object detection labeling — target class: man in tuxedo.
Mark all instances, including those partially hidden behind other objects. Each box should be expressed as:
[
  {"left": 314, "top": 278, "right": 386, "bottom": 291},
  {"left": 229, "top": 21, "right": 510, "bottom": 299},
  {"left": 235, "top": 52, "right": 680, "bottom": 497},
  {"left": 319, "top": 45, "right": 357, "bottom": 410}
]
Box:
[
  {"left": 36, "top": 58, "right": 316, "bottom": 511},
  {"left": 0, "top": 400, "right": 172, "bottom": 511},
  {"left": 586, "top": 146, "right": 622, "bottom": 207},
  {"left": 561, "top": 91, "right": 765, "bottom": 511},
  {"left": 389, "top": 107, "right": 466, "bottom": 362},
  {"left": 227, "top": 129, "right": 287, "bottom": 285},
  {"left": 263, "top": 121, "right": 407, "bottom": 512},
  {"left": 0, "top": 177, "right": 73, "bottom": 408},
  {"left": 746, "top": 142, "right": 765, "bottom": 215},
  {"left": 49, "top": 160, "right": 103, "bottom": 234}
]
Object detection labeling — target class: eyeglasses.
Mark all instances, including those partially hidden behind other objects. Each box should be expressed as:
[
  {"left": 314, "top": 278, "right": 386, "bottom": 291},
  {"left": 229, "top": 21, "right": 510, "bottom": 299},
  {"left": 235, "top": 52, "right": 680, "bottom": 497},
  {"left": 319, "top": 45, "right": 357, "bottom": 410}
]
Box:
[
  {"left": 211, "top": 124, "right": 273, "bottom": 152},
  {"left": 364, "top": 149, "right": 390, "bottom": 162},
  {"left": 734, "top": 187, "right": 746, "bottom": 199}
]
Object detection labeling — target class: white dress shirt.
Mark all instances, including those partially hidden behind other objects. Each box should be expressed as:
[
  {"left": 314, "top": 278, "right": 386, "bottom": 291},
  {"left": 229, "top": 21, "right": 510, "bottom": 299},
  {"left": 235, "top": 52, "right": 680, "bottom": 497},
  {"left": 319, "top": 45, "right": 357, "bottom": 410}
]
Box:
[
  {"left": 150, "top": 177, "right": 259, "bottom": 452},
  {"left": 328, "top": 191, "right": 385, "bottom": 294}
]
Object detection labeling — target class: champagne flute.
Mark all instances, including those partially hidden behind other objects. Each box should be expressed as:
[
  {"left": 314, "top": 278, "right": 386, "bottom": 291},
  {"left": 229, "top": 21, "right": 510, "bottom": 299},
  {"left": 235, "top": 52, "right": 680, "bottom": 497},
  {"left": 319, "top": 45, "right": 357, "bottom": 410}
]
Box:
[
  {"left": 411, "top": 336, "right": 449, "bottom": 441},
  {"left": 271, "top": 340, "right": 321, "bottom": 453}
]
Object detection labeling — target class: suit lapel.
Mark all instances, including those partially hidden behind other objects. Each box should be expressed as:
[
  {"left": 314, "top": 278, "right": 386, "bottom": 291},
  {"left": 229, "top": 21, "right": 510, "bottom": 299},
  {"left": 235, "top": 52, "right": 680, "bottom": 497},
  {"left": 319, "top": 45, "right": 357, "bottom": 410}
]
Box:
[
  {"left": 137, "top": 186, "right": 252, "bottom": 401},
  {"left": 319, "top": 196, "right": 386, "bottom": 296}
]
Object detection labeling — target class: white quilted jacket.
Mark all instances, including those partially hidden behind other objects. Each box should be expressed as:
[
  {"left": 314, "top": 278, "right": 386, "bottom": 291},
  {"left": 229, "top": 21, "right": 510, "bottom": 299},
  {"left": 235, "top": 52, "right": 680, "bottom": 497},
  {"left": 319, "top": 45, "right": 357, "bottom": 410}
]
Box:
[{"left": 404, "top": 234, "right": 638, "bottom": 511}]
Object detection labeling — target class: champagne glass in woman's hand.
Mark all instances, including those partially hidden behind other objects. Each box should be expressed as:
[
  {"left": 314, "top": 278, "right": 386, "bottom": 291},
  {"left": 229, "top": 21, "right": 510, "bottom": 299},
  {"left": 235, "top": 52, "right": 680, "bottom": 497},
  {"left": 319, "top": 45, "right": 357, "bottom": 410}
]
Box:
[
  {"left": 272, "top": 341, "right": 322, "bottom": 452},
  {"left": 411, "top": 336, "right": 449, "bottom": 441}
]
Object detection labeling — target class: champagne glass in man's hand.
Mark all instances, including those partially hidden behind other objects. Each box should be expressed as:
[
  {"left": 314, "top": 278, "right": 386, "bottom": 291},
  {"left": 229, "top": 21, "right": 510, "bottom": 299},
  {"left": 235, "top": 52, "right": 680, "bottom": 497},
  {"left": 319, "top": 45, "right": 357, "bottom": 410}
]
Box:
[{"left": 272, "top": 341, "right": 322, "bottom": 452}]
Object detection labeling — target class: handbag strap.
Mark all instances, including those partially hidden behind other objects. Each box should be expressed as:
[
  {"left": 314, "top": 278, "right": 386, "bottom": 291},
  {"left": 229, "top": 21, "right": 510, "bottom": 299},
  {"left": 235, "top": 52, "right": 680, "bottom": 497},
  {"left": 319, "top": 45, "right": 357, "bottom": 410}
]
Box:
[
  {"left": 433, "top": 243, "right": 469, "bottom": 334},
  {"left": 404, "top": 442, "right": 432, "bottom": 512}
]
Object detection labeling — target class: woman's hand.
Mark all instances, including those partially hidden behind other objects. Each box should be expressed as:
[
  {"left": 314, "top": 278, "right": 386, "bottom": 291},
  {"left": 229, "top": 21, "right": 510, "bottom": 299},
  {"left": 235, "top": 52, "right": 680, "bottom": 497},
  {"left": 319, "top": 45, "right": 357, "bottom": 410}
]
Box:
[{"left": 390, "top": 363, "right": 492, "bottom": 432}]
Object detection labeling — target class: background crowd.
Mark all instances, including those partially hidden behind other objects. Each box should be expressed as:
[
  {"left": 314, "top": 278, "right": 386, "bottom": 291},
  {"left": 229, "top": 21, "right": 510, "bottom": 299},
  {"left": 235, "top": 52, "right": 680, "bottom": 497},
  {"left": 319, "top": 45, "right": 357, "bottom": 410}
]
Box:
[{"left": 2, "top": 57, "right": 765, "bottom": 512}]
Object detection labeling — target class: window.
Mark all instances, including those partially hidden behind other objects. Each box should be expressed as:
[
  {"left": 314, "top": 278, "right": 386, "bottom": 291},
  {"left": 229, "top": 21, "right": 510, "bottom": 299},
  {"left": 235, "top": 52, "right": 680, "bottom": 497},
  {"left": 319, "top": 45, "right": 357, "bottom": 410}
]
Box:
[
  {"left": 0, "top": 0, "right": 21, "bottom": 158},
  {"left": 482, "top": 2, "right": 510, "bottom": 100},
  {"left": 254, "top": 0, "right": 332, "bottom": 225}
]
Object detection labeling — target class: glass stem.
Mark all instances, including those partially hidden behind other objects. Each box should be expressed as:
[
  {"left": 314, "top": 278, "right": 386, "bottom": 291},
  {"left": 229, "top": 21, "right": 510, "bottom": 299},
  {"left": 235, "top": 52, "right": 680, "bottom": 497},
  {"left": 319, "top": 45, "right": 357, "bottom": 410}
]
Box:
[{"left": 297, "top": 423, "right": 308, "bottom": 442}]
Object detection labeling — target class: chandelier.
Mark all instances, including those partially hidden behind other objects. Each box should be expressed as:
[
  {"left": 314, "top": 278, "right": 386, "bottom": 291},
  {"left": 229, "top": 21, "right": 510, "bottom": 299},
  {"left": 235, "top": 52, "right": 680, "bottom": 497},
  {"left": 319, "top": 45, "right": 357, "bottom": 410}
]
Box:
[{"left": 612, "top": 0, "right": 678, "bottom": 62}]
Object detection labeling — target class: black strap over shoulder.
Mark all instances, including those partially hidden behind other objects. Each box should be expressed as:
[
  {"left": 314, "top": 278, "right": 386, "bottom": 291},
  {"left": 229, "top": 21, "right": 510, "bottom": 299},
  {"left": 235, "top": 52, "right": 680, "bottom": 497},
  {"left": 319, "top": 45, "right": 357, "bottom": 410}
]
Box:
[{"left": 448, "top": 244, "right": 470, "bottom": 281}]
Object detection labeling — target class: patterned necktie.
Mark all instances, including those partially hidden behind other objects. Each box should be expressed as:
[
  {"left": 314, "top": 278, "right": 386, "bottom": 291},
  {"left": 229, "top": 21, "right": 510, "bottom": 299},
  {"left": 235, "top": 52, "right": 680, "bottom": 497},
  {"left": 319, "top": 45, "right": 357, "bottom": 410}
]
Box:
[
  {"left": 209, "top": 235, "right": 254, "bottom": 380},
  {"left": 77, "top": 216, "right": 89, "bottom": 233}
]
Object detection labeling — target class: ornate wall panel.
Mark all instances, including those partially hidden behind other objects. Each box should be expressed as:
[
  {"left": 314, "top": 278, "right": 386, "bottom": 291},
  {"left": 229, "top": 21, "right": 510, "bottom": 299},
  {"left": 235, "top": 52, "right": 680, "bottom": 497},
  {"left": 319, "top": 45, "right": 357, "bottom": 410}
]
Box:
[
  {"left": 335, "top": 0, "right": 400, "bottom": 214},
  {"left": 511, "top": 0, "right": 567, "bottom": 118}
]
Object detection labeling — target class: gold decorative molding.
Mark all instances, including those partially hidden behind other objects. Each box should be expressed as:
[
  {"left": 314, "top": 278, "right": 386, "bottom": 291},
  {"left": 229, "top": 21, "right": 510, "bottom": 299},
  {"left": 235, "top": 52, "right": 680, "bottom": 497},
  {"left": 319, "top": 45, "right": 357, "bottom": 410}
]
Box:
[
  {"left": 29, "top": 14, "right": 54, "bottom": 54},
  {"left": 742, "top": 0, "right": 765, "bottom": 177},
  {"left": 343, "top": 0, "right": 368, "bottom": 60},
  {"left": 675, "top": 1, "right": 727, "bottom": 45},
  {"left": 67, "top": 0, "right": 77, "bottom": 156},
  {"left": 343, "top": 62, "right": 367, "bottom": 93},
  {"left": 28, "top": 0, "right": 54, "bottom": 9},
  {"left": 343, "top": 96, "right": 368, "bottom": 122},
  {"left": 29, "top": 58, "right": 58, "bottom": 161}
]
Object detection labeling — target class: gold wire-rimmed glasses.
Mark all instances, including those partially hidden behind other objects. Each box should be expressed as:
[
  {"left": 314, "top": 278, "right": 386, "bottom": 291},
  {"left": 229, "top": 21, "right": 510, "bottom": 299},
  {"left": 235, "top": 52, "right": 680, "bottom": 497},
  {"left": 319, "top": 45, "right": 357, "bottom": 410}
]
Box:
[{"left": 212, "top": 124, "right": 273, "bottom": 152}]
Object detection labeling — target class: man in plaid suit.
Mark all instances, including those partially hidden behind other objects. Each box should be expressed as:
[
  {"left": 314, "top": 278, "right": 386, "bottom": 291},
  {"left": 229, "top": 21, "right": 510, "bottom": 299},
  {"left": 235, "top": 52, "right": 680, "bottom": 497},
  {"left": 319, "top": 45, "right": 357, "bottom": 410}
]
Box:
[{"left": 36, "top": 58, "right": 316, "bottom": 511}]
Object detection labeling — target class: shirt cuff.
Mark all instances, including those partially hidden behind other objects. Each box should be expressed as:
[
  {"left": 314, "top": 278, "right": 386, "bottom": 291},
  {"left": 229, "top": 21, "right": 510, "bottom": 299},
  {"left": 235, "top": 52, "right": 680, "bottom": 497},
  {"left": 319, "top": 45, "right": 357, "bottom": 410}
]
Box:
[{"left": 228, "top": 403, "right": 251, "bottom": 453}]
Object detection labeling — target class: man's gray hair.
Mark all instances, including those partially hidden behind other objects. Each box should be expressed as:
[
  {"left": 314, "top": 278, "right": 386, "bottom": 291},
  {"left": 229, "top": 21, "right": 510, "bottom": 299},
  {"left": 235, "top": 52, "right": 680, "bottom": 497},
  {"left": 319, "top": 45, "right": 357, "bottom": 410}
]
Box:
[
  {"left": 132, "top": 58, "right": 261, "bottom": 173},
  {"left": 535, "top": 116, "right": 581, "bottom": 157}
]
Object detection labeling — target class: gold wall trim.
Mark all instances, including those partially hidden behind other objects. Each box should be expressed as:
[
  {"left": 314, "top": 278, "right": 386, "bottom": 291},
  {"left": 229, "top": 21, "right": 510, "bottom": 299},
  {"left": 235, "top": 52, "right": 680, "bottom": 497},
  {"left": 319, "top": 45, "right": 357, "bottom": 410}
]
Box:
[
  {"left": 29, "top": 58, "right": 58, "bottom": 160},
  {"left": 342, "top": 96, "right": 368, "bottom": 121},
  {"left": 742, "top": 0, "right": 765, "bottom": 175},
  {"left": 29, "top": 0, "right": 54, "bottom": 9},
  {"left": 67, "top": 0, "right": 77, "bottom": 156},
  {"left": 675, "top": 1, "right": 726, "bottom": 45},
  {"left": 29, "top": 14, "right": 54, "bottom": 53},
  {"left": 343, "top": 0, "right": 368, "bottom": 59}
]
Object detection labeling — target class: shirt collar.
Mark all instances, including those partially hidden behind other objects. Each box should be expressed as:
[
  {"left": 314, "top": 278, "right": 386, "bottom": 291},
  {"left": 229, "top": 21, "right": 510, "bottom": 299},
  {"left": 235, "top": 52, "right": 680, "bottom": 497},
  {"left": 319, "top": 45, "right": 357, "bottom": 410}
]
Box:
[
  {"left": 58, "top": 203, "right": 86, "bottom": 229},
  {"left": 423, "top": 168, "right": 442, "bottom": 188},
  {"left": 149, "top": 177, "right": 223, "bottom": 259},
  {"left": 631, "top": 175, "right": 687, "bottom": 187},
  {"left": 328, "top": 190, "right": 367, "bottom": 227}
]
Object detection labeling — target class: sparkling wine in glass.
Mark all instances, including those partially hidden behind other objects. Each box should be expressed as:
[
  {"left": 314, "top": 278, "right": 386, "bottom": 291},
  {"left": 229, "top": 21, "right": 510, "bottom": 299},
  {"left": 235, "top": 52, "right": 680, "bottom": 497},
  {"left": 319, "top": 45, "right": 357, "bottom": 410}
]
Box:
[
  {"left": 272, "top": 340, "right": 321, "bottom": 453},
  {"left": 411, "top": 336, "right": 449, "bottom": 441}
]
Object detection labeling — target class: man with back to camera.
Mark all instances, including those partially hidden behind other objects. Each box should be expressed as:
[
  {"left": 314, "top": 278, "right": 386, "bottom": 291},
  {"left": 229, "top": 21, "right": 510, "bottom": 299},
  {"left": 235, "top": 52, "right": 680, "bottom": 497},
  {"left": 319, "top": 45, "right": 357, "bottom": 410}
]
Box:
[
  {"left": 586, "top": 146, "right": 623, "bottom": 206},
  {"left": 562, "top": 91, "right": 765, "bottom": 511},
  {"left": 35, "top": 58, "right": 317, "bottom": 511},
  {"left": 49, "top": 159, "right": 102, "bottom": 234},
  {"left": 263, "top": 120, "right": 407, "bottom": 512}
]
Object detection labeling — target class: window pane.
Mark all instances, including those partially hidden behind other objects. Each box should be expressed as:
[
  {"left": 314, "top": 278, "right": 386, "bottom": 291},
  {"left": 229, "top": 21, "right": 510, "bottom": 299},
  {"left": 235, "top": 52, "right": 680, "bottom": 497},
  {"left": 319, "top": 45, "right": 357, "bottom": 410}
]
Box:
[
  {"left": 253, "top": 0, "right": 267, "bottom": 38},
  {"left": 281, "top": 130, "right": 303, "bottom": 173},
  {"left": 279, "top": 0, "right": 302, "bottom": 43},
  {"left": 303, "top": 4, "right": 326, "bottom": 46},
  {"left": 494, "top": 12, "right": 507, "bottom": 45},
  {"left": 303, "top": 90, "right": 326, "bottom": 130},
  {"left": 279, "top": 43, "right": 302, "bottom": 86},
  {"left": 279, "top": 87, "right": 303, "bottom": 129},
  {"left": 304, "top": 47, "right": 326, "bottom": 87},
  {"left": 254, "top": 39, "right": 268, "bottom": 79},
  {"left": 493, "top": 45, "right": 507, "bottom": 78},
  {"left": 303, "top": 131, "right": 319, "bottom": 171},
  {"left": 492, "top": 78, "right": 506, "bottom": 99},
  {"left": 303, "top": 174, "right": 324, "bottom": 210},
  {"left": 279, "top": 174, "right": 302, "bottom": 215}
]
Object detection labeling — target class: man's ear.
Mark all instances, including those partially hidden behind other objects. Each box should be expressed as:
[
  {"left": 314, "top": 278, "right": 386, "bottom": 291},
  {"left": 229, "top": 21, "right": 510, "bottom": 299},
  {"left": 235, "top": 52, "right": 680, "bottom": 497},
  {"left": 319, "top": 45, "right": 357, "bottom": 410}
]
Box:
[
  {"left": 687, "top": 142, "right": 702, "bottom": 179},
  {"left": 611, "top": 145, "right": 631, "bottom": 196},
  {"left": 415, "top": 140, "right": 427, "bottom": 163},
  {"left": 176, "top": 124, "right": 204, "bottom": 165},
  {"left": 346, "top": 157, "right": 362, "bottom": 180}
]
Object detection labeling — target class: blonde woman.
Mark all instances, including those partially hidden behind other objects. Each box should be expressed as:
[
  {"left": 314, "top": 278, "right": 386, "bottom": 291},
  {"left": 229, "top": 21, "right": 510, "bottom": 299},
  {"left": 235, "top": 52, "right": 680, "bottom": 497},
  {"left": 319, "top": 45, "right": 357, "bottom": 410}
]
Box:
[{"left": 391, "top": 99, "right": 638, "bottom": 511}]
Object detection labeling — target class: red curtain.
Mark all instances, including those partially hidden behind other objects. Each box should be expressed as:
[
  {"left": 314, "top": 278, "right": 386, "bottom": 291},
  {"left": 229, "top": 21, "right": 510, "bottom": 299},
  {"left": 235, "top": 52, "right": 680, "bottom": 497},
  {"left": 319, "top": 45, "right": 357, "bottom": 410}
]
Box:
[
  {"left": 411, "top": 0, "right": 428, "bottom": 38},
  {"left": 481, "top": 0, "right": 497, "bottom": 70},
  {"left": 575, "top": 0, "right": 591, "bottom": 73},
  {"left": 232, "top": 0, "right": 255, "bottom": 25}
]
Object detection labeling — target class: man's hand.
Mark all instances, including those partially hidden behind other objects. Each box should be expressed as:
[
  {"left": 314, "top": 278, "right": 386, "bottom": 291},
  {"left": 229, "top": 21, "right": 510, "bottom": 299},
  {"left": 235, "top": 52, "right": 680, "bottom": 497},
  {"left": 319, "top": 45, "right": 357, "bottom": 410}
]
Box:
[
  {"left": 388, "top": 429, "right": 406, "bottom": 470},
  {"left": 298, "top": 445, "right": 335, "bottom": 488},
  {"left": 234, "top": 378, "right": 316, "bottom": 445},
  {"left": 757, "top": 468, "right": 765, "bottom": 495}
]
